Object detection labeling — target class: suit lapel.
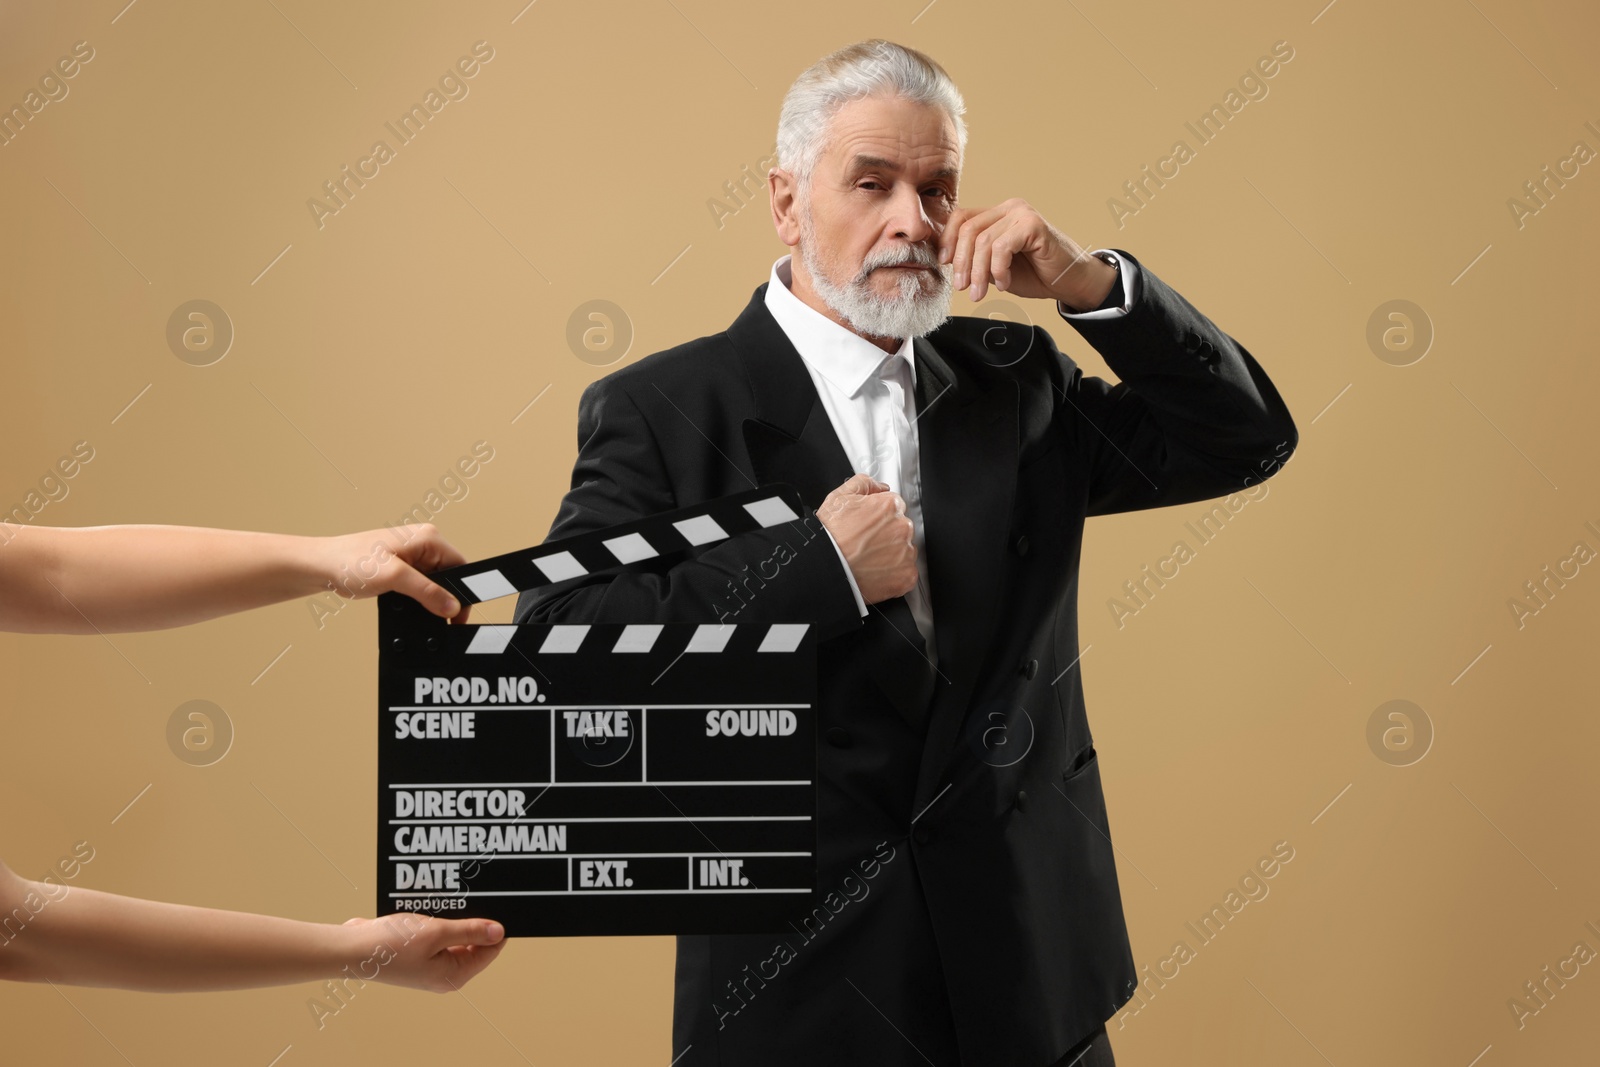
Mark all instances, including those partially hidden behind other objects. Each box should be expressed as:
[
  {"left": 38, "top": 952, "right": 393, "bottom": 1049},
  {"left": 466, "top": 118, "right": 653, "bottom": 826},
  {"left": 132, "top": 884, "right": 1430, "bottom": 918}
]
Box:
[
  {"left": 729, "top": 285, "right": 944, "bottom": 728},
  {"left": 725, "top": 284, "right": 1022, "bottom": 763},
  {"left": 910, "top": 331, "right": 1018, "bottom": 812},
  {"left": 729, "top": 284, "right": 858, "bottom": 504}
]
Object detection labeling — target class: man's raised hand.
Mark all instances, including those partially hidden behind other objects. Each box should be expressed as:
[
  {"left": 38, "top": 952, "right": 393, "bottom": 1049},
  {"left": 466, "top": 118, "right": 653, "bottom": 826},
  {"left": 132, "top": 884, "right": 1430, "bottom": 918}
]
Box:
[{"left": 936, "top": 197, "right": 1116, "bottom": 309}]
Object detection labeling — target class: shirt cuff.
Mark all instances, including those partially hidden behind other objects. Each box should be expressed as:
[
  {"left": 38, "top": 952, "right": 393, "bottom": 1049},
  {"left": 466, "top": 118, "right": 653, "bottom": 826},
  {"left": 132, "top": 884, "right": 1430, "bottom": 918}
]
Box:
[
  {"left": 823, "top": 526, "right": 869, "bottom": 617},
  {"left": 1057, "top": 249, "right": 1137, "bottom": 320}
]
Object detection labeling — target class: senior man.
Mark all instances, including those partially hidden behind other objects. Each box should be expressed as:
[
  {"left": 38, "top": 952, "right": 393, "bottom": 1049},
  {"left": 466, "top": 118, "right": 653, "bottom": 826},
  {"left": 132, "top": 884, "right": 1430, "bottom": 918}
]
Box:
[{"left": 517, "top": 38, "right": 1297, "bottom": 1067}]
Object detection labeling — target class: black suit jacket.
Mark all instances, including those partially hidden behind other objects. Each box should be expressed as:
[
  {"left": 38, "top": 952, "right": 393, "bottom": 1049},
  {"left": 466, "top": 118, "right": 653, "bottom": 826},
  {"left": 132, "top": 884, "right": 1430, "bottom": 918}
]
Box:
[{"left": 515, "top": 251, "right": 1298, "bottom": 1066}]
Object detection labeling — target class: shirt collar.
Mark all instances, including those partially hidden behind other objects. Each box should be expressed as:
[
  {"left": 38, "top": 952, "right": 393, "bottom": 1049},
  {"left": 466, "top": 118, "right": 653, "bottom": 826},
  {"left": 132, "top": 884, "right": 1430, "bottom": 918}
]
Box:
[{"left": 763, "top": 253, "right": 916, "bottom": 399}]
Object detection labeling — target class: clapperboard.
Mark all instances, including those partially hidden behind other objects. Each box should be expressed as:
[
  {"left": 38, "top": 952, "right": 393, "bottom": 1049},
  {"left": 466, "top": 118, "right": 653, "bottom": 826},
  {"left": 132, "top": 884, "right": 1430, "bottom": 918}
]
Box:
[{"left": 377, "top": 485, "right": 818, "bottom": 936}]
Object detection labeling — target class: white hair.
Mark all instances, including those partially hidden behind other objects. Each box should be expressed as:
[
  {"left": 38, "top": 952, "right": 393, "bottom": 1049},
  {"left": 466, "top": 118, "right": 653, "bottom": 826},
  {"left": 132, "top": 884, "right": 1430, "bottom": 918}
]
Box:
[{"left": 776, "top": 39, "right": 967, "bottom": 202}]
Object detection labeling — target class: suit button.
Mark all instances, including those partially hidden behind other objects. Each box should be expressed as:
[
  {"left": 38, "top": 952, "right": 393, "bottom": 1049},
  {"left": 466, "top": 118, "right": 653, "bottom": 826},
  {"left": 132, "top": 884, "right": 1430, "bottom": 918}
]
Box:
[
  {"left": 1019, "top": 658, "right": 1038, "bottom": 680},
  {"left": 1014, "top": 534, "right": 1030, "bottom": 557},
  {"left": 825, "top": 727, "right": 852, "bottom": 749},
  {"left": 1182, "top": 329, "right": 1202, "bottom": 353},
  {"left": 913, "top": 826, "right": 932, "bottom": 845},
  {"left": 1015, "top": 790, "right": 1029, "bottom": 813}
]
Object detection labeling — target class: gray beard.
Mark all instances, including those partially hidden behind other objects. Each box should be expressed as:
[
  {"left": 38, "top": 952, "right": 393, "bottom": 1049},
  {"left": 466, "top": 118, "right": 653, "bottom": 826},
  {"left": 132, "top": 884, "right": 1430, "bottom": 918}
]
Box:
[{"left": 798, "top": 209, "right": 953, "bottom": 341}]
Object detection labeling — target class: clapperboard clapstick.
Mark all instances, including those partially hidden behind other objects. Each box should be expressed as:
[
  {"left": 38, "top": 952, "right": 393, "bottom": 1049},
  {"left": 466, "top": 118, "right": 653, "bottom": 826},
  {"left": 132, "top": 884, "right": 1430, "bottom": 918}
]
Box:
[{"left": 377, "top": 484, "right": 818, "bottom": 936}]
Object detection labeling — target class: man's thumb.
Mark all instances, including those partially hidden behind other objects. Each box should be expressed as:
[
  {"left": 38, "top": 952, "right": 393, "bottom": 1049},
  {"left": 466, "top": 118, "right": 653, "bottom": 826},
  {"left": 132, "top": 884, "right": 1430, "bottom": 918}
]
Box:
[{"left": 839, "top": 473, "right": 889, "bottom": 496}]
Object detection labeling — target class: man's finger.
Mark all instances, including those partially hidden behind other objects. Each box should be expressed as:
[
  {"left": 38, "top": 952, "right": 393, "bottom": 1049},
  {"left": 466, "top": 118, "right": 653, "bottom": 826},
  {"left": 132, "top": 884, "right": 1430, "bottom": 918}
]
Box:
[
  {"left": 950, "top": 205, "right": 1008, "bottom": 289},
  {"left": 988, "top": 220, "right": 1029, "bottom": 294},
  {"left": 938, "top": 206, "right": 974, "bottom": 262},
  {"left": 972, "top": 215, "right": 1023, "bottom": 300},
  {"left": 836, "top": 473, "right": 888, "bottom": 496}
]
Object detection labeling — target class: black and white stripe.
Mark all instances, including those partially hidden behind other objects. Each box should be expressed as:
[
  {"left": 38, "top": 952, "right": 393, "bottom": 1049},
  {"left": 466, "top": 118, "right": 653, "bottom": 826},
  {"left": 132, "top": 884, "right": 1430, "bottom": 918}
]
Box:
[
  {"left": 428, "top": 484, "right": 807, "bottom": 607},
  {"left": 461, "top": 621, "right": 812, "bottom": 656}
]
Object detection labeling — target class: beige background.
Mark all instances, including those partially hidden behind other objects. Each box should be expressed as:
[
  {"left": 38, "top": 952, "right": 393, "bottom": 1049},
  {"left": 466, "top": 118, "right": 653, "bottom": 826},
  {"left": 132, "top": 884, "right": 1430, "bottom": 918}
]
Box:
[{"left": 3, "top": 0, "right": 1597, "bottom": 1063}]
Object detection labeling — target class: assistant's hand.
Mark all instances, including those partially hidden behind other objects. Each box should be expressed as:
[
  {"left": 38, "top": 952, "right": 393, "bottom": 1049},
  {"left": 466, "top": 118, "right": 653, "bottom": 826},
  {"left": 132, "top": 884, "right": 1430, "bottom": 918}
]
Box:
[
  {"left": 315, "top": 524, "right": 472, "bottom": 624},
  {"left": 936, "top": 197, "right": 1116, "bottom": 309},
  {"left": 339, "top": 914, "right": 506, "bottom": 993},
  {"left": 817, "top": 474, "right": 918, "bottom": 605},
  {"left": 0, "top": 858, "right": 509, "bottom": 992}
]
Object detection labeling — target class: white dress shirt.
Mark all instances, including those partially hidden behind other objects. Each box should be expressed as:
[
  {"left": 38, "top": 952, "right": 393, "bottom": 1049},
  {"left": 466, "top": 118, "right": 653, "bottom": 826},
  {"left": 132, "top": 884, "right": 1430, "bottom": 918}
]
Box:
[{"left": 762, "top": 249, "right": 1137, "bottom": 668}]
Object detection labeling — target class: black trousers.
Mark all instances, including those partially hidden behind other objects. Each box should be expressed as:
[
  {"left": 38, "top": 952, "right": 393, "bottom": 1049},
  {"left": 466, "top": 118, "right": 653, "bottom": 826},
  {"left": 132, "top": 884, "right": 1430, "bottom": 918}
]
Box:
[{"left": 1048, "top": 1023, "right": 1116, "bottom": 1067}]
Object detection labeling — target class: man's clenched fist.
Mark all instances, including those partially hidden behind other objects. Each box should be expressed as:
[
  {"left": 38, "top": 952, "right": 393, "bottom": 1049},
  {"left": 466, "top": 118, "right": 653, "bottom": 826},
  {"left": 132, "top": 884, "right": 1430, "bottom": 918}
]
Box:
[{"left": 817, "top": 474, "right": 918, "bottom": 605}]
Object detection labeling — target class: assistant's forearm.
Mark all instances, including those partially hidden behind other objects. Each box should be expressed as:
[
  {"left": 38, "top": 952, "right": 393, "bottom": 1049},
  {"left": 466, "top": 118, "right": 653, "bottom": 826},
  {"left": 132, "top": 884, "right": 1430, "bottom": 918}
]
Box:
[
  {"left": 0, "top": 525, "right": 331, "bottom": 634},
  {"left": 0, "top": 875, "right": 359, "bottom": 991}
]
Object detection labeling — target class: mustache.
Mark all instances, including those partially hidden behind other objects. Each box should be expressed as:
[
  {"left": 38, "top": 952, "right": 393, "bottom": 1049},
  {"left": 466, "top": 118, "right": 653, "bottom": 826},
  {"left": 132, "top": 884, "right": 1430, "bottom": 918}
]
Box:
[{"left": 858, "top": 243, "right": 942, "bottom": 282}]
